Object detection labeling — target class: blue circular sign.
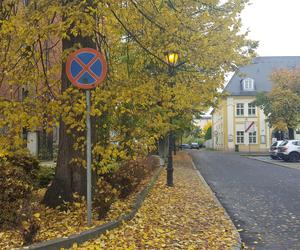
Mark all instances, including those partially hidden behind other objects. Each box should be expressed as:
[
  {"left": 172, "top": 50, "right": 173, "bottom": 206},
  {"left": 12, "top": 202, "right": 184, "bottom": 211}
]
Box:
[{"left": 66, "top": 48, "right": 107, "bottom": 90}]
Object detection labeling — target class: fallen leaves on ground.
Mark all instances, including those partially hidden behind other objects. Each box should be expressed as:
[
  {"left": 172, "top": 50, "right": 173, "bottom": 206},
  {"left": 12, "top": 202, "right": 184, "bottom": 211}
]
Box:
[
  {"left": 0, "top": 173, "right": 152, "bottom": 249},
  {"left": 76, "top": 152, "right": 238, "bottom": 249}
]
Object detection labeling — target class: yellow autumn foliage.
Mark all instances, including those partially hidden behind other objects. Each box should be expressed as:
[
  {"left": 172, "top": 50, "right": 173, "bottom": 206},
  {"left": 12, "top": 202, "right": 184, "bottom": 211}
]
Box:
[{"left": 0, "top": 0, "right": 256, "bottom": 170}]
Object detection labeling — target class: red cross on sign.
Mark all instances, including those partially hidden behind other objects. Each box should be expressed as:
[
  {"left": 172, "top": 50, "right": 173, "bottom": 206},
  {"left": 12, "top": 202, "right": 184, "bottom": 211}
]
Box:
[{"left": 66, "top": 48, "right": 107, "bottom": 90}]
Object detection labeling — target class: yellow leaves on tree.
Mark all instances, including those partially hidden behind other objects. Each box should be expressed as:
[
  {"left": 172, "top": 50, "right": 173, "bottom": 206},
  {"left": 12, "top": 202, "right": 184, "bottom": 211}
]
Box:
[
  {"left": 0, "top": 1, "right": 256, "bottom": 176},
  {"left": 255, "top": 67, "right": 300, "bottom": 133},
  {"left": 200, "top": 120, "right": 212, "bottom": 138}
]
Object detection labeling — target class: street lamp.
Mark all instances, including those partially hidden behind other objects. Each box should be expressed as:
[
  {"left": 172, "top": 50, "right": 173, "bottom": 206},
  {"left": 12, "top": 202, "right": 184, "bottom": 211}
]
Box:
[
  {"left": 164, "top": 51, "right": 179, "bottom": 187},
  {"left": 165, "top": 51, "right": 179, "bottom": 66},
  {"left": 164, "top": 51, "right": 179, "bottom": 76}
]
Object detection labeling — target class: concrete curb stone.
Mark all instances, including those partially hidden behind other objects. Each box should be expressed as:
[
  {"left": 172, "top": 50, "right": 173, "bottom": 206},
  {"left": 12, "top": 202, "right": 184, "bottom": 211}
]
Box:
[
  {"left": 188, "top": 153, "right": 242, "bottom": 250},
  {"left": 246, "top": 156, "right": 300, "bottom": 170}
]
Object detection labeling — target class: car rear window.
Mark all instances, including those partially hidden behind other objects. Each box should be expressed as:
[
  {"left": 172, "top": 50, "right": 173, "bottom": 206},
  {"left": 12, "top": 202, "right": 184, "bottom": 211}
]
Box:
[{"left": 271, "top": 142, "right": 278, "bottom": 147}]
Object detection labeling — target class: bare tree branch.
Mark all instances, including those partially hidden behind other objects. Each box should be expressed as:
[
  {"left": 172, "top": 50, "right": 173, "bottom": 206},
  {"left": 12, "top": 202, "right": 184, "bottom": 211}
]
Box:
[
  {"left": 37, "top": 36, "right": 57, "bottom": 99},
  {"left": 130, "top": 0, "right": 165, "bottom": 31},
  {"left": 109, "top": 7, "right": 167, "bottom": 66}
]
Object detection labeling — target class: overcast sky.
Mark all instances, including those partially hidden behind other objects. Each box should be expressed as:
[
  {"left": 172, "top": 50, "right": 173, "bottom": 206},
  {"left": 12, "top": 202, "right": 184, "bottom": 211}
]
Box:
[{"left": 241, "top": 0, "right": 300, "bottom": 56}]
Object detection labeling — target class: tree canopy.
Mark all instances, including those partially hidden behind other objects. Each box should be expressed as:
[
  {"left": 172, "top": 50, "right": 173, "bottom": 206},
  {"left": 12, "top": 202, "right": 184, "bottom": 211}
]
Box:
[
  {"left": 0, "top": 0, "right": 256, "bottom": 203},
  {"left": 253, "top": 67, "right": 300, "bottom": 136}
]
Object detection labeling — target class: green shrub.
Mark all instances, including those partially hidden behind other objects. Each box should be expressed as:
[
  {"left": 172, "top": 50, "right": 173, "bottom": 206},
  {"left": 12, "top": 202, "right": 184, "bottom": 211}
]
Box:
[
  {"left": 0, "top": 162, "right": 33, "bottom": 227},
  {"left": 93, "top": 156, "right": 160, "bottom": 219},
  {"left": 108, "top": 156, "right": 159, "bottom": 199},
  {"left": 110, "top": 160, "right": 146, "bottom": 199},
  {"left": 93, "top": 178, "right": 119, "bottom": 219},
  {"left": 4, "top": 152, "right": 40, "bottom": 181},
  {"left": 0, "top": 153, "right": 40, "bottom": 244},
  {"left": 37, "top": 165, "right": 55, "bottom": 188}
]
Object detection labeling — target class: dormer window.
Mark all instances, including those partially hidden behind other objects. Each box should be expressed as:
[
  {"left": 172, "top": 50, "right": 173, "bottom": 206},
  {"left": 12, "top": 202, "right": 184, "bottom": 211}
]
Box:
[{"left": 242, "top": 78, "right": 255, "bottom": 91}]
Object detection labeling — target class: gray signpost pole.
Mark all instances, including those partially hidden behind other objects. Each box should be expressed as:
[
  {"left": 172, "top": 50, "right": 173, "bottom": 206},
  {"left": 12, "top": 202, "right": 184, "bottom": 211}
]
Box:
[
  {"left": 66, "top": 48, "right": 107, "bottom": 227},
  {"left": 86, "top": 90, "right": 92, "bottom": 226}
]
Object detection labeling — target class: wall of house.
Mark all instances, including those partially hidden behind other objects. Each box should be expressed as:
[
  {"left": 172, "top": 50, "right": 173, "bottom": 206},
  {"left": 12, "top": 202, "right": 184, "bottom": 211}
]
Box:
[
  {"left": 226, "top": 97, "right": 234, "bottom": 150},
  {"left": 295, "top": 130, "right": 300, "bottom": 140},
  {"left": 212, "top": 99, "right": 226, "bottom": 150},
  {"left": 27, "top": 132, "right": 38, "bottom": 157},
  {"left": 212, "top": 96, "right": 272, "bottom": 152},
  {"left": 230, "top": 96, "right": 271, "bottom": 152}
]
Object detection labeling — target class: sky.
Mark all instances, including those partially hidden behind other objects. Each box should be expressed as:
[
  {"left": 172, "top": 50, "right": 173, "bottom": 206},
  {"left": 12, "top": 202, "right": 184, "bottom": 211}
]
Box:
[{"left": 241, "top": 0, "right": 300, "bottom": 56}]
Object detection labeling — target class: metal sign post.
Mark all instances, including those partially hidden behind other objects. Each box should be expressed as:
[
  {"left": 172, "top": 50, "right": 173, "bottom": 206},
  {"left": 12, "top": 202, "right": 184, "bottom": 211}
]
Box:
[
  {"left": 66, "top": 48, "right": 107, "bottom": 227},
  {"left": 86, "top": 90, "right": 92, "bottom": 226}
]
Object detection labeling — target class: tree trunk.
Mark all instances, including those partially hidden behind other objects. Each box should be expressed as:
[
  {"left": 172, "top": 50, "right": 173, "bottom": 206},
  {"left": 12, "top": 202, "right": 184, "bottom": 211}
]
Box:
[
  {"left": 158, "top": 136, "right": 168, "bottom": 162},
  {"left": 288, "top": 127, "right": 295, "bottom": 140},
  {"left": 43, "top": 3, "right": 97, "bottom": 207},
  {"left": 173, "top": 135, "right": 176, "bottom": 155}
]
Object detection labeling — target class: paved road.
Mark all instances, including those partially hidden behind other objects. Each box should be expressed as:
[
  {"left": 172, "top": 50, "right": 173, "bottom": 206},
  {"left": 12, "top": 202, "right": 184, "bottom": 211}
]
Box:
[{"left": 189, "top": 150, "right": 300, "bottom": 250}]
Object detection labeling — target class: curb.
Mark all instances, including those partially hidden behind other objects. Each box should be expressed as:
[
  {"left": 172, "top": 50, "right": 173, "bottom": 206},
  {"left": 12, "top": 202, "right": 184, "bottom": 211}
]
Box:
[
  {"left": 20, "top": 165, "right": 164, "bottom": 250},
  {"left": 246, "top": 156, "right": 300, "bottom": 171},
  {"left": 188, "top": 153, "right": 242, "bottom": 250},
  {"left": 240, "top": 154, "right": 269, "bottom": 157}
]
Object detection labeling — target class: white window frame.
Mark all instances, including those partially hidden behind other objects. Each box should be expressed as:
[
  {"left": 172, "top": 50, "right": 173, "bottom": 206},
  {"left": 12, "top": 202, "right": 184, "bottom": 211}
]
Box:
[
  {"left": 236, "top": 131, "right": 244, "bottom": 144},
  {"left": 248, "top": 103, "right": 256, "bottom": 116},
  {"left": 243, "top": 78, "right": 254, "bottom": 91},
  {"left": 236, "top": 103, "right": 244, "bottom": 116},
  {"left": 249, "top": 131, "right": 257, "bottom": 144}
]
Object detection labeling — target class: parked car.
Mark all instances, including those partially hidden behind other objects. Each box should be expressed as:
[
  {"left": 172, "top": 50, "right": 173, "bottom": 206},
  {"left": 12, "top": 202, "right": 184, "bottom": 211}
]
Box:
[
  {"left": 179, "top": 144, "right": 190, "bottom": 149},
  {"left": 269, "top": 140, "right": 283, "bottom": 160},
  {"left": 277, "top": 140, "right": 300, "bottom": 162},
  {"left": 190, "top": 142, "right": 200, "bottom": 149}
]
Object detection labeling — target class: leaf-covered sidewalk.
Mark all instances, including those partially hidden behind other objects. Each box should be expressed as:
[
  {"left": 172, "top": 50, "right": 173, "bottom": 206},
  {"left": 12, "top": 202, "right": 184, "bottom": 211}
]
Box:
[{"left": 76, "top": 152, "right": 239, "bottom": 249}]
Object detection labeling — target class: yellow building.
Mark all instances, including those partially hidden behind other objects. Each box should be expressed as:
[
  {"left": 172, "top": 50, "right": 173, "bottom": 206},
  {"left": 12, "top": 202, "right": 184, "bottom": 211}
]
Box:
[{"left": 212, "top": 57, "right": 300, "bottom": 152}]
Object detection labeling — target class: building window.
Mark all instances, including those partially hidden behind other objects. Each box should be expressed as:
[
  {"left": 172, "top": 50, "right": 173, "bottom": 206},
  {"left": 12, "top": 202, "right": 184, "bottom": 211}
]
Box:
[
  {"left": 236, "top": 103, "right": 244, "bottom": 116},
  {"left": 249, "top": 131, "right": 257, "bottom": 144},
  {"left": 236, "top": 131, "right": 244, "bottom": 144},
  {"left": 260, "top": 135, "right": 266, "bottom": 144},
  {"left": 248, "top": 103, "right": 256, "bottom": 116},
  {"left": 243, "top": 78, "right": 255, "bottom": 91}
]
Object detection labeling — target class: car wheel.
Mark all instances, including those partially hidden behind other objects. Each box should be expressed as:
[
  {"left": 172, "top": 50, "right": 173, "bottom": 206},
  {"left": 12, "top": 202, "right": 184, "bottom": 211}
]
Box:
[
  {"left": 288, "top": 152, "right": 300, "bottom": 162},
  {"left": 270, "top": 155, "right": 277, "bottom": 160}
]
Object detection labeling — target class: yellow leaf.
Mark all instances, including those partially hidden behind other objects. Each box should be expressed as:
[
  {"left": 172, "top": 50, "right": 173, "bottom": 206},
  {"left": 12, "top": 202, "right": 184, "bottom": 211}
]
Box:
[
  {"left": 34, "top": 213, "right": 40, "bottom": 218},
  {"left": 74, "top": 202, "right": 81, "bottom": 208},
  {"left": 22, "top": 221, "right": 30, "bottom": 230}
]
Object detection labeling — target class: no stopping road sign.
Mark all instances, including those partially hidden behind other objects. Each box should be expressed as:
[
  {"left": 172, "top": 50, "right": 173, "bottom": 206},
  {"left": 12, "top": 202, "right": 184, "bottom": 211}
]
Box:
[{"left": 66, "top": 48, "right": 107, "bottom": 90}]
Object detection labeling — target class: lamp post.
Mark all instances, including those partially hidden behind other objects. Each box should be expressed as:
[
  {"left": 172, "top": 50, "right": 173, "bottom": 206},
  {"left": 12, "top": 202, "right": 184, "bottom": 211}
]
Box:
[{"left": 164, "top": 51, "right": 179, "bottom": 187}]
